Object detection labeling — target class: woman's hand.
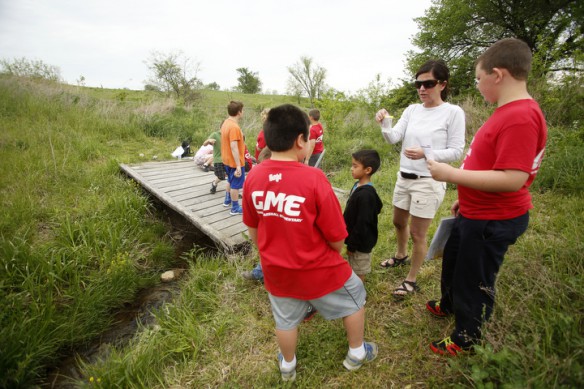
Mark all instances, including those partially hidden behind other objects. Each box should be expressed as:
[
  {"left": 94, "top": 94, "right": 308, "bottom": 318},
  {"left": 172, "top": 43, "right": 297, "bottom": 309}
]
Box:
[
  {"left": 404, "top": 146, "right": 424, "bottom": 160},
  {"left": 375, "top": 108, "right": 389, "bottom": 123}
]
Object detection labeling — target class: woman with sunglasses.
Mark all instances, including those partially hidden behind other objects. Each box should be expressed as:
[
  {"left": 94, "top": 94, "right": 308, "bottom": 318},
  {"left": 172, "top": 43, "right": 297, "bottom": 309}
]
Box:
[{"left": 375, "top": 60, "right": 465, "bottom": 300}]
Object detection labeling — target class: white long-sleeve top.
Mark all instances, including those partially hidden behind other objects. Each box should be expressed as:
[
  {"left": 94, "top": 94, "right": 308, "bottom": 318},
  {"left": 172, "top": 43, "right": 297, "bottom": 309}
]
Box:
[{"left": 381, "top": 102, "right": 465, "bottom": 176}]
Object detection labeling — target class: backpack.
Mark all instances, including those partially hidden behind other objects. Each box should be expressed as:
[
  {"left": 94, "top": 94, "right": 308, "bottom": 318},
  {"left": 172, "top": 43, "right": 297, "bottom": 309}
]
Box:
[{"left": 181, "top": 141, "right": 191, "bottom": 158}]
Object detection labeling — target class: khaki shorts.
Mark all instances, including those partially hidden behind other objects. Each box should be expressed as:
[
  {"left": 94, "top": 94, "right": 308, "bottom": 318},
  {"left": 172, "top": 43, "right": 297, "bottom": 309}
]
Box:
[
  {"left": 348, "top": 251, "right": 372, "bottom": 275},
  {"left": 393, "top": 172, "right": 446, "bottom": 219}
]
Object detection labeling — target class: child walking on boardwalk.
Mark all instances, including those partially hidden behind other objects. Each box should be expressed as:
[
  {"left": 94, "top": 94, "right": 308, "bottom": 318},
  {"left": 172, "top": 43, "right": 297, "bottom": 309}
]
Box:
[
  {"left": 426, "top": 38, "right": 547, "bottom": 355},
  {"left": 242, "top": 104, "right": 377, "bottom": 382},
  {"left": 343, "top": 150, "right": 383, "bottom": 282}
]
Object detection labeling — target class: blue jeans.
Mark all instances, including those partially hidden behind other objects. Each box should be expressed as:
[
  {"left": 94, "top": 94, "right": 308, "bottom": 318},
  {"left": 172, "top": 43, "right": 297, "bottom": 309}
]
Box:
[{"left": 440, "top": 212, "right": 529, "bottom": 345}]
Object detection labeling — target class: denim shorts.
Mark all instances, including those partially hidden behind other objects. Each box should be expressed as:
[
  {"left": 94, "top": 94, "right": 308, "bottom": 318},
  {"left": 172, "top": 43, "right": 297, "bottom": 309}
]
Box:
[{"left": 268, "top": 272, "right": 366, "bottom": 330}]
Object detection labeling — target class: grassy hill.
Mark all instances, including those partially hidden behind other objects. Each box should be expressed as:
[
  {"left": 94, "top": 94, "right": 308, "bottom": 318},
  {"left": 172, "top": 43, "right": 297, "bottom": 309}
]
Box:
[{"left": 0, "top": 76, "right": 582, "bottom": 388}]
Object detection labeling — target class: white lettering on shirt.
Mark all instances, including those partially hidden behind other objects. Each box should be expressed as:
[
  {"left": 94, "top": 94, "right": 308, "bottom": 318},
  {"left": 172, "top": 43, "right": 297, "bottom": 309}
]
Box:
[
  {"left": 269, "top": 173, "right": 282, "bottom": 182},
  {"left": 251, "top": 191, "right": 306, "bottom": 220}
]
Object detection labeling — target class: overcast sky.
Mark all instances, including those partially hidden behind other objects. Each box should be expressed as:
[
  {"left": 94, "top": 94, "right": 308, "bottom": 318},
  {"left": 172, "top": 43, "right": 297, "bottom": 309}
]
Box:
[{"left": 0, "top": 0, "right": 432, "bottom": 94}]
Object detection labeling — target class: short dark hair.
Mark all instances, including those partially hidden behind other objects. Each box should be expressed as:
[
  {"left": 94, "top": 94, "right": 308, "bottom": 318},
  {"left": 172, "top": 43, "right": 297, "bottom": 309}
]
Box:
[
  {"left": 352, "top": 149, "right": 381, "bottom": 175},
  {"left": 264, "top": 104, "right": 309, "bottom": 152},
  {"left": 308, "top": 109, "right": 320, "bottom": 121},
  {"left": 476, "top": 38, "right": 532, "bottom": 81},
  {"left": 415, "top": 60, "right": 450, "bottom": 101},
  {"left": 227, "top": 100, "right": 244, "bottom": 116}
]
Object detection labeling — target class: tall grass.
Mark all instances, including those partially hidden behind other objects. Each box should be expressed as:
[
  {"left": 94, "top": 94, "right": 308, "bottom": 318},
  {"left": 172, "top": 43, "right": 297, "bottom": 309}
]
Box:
[
  {"left": 0, "top": 76, "right": 175, "bottom": 387},
  {"left": 1, "top": 75, "right": 582, "bottom": 387}
]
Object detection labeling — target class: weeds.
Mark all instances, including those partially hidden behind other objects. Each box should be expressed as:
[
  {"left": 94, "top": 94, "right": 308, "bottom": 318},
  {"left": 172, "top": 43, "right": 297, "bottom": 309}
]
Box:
[{"left": 1, "top": 75, "right": 582, "bottom": 388}]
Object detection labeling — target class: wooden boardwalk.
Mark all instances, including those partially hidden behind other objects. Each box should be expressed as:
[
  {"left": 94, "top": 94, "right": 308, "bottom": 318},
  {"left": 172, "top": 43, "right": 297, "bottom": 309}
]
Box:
[
  {"left": 120, "top": 159, "right": 348, "bottom": 253},
  {"left": 120, "top": 159, "right": 249, "bottom": 252}
]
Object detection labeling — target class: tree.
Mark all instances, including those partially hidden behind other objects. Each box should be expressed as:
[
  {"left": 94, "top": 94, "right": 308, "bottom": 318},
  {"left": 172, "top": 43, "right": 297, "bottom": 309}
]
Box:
[
  {"left": 235, "top": 67, "right": 262, "bottom": 94},
  {"left": 287, "top": 56, "right": 327, "bottom": 107},
  {"left": 144, "top": 51, "right": 202, "bottom": 103},
  {"left": 408, "top": 0, "right": 583, "bottom": 94},
  {"left": 205, "top": 82, "right": 220, "bottom": 91},
  {"left": 0, "top": 57, "right": 61, "bottom": 82}
]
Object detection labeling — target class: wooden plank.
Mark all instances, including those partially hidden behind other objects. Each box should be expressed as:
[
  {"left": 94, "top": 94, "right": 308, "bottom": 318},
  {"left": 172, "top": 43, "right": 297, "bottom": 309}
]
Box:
[{"left": 120, "top": 160, "right": 346, "bottom": 254}]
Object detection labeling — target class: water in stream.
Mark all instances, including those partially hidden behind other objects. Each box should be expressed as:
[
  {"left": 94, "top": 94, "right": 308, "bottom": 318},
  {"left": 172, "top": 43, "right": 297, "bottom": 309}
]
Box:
[{"left": 42, "top": 202, "right": 220, "bottom": 388}]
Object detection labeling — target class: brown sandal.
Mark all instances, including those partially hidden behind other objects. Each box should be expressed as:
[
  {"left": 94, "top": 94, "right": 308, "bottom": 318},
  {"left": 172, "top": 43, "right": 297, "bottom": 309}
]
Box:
[
  {"left": 380, "top": 255, "right": 409, "bottom": 268},
  {"left": 392, "top": 280, "right": 420, "bottom": 300}
]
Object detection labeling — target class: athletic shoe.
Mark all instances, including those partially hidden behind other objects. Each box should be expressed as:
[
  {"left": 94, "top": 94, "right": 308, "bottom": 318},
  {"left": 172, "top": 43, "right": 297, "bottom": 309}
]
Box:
[
  {"left": 430, "top": 336, "right": 469, "bottom": 356},
  {"left": 241, "top": 264, "right": 263, "bottom": 282},
  {"left": 223, "top": 195, "right": 231, "bottom": 207},
  {"left": 230, "top": 205, "right": 243, "bottom": 215},
  {"left": 426, "top": 300, "right": 450, "bottom": 318},
  {"left": 343, "top": 342, "right": 378, "bottom": 371},
  {"left": 303, "top": 305, "right": 318, "bottom": 322},
  {"left": 210, "top": 182, "right": 217, "bottom": 194},
  {"left": 203, "top": 164, "right": 209, "bottom": 172},
  {"left": 277, "top": 353, "right": 296, "bottom": 382}
]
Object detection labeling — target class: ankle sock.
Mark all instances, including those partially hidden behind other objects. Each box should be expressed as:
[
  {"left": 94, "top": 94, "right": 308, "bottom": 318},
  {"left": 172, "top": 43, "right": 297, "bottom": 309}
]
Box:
[
  {"left": 280, "top": 355, "right": 296, "bottom": 370},
  {"left": 231, "top": 200, "right": 240, "bottom": 209},
  {"left": 349, "top": 343, "right": 366, "bottom": 360},
  {"left": 224, "top": 193, "right": 231, "bottom": 203}
]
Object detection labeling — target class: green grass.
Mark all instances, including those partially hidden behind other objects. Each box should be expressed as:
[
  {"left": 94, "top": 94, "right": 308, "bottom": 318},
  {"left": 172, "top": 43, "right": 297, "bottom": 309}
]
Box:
[{"left": 1, "top": 75, "right": 583, "bottom": 388}]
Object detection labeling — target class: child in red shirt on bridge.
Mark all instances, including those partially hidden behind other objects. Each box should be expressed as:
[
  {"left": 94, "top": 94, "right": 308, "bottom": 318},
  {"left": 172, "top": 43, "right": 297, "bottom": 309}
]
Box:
[{"left": 242, "top": 104, "right": 377, "bottom": 382}]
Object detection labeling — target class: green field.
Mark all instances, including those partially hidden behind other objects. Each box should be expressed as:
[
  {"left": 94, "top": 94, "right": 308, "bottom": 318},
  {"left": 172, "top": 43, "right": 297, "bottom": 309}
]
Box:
[{"left": 1, "top": 76, "right": 582, "bottom": 388}]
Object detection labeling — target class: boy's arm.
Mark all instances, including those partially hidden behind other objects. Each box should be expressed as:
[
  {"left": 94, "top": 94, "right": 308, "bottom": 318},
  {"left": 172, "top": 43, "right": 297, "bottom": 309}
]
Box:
[
  {"left": 247, "top": 227, "right": 258, "bottom": 246},
  {"left": 203, "top": 139, "right": 216, "bottom": 146},
  {"left": 305, "top": 139, "right": 316, "bottom": 164},
  {"left": 427, "top": 160, "right": 529, "bottom": 192},
  {"left": 328, "top": 240, "right": 344, "bottom": 253}
]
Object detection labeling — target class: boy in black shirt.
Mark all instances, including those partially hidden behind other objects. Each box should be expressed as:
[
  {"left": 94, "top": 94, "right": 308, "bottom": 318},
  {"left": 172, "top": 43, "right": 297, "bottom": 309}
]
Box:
[{"left": 344, "top": 150, "right": 383, "bottom": 281}]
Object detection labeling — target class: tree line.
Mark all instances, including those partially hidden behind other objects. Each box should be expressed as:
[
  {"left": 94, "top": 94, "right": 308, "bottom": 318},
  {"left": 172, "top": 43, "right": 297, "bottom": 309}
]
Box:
[{"left": 1, "top": 0, "right": 581, "bottom": 112}]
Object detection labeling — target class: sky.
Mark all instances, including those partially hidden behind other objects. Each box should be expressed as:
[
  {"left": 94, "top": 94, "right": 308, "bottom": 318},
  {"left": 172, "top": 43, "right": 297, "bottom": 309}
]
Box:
[{"left": 0, "top": 0, "right": 433, "bottom": 94}]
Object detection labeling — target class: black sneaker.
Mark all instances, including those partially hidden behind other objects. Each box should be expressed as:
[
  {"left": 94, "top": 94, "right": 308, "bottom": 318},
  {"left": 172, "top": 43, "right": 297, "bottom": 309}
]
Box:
[
  {"left": 303, "top": 305, "right": 318, "bottom": 322},
  {"left": 210, "top": 182, "right": 217, "bottom": 194},
  {"left": 203, "top": 164, "right": 210, "bottom": 172}
]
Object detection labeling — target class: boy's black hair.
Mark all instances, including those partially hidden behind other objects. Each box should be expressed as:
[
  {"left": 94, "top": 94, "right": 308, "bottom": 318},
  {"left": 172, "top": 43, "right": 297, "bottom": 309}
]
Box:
[
  {"left": 352, "top": 149, "right": 381, "bottom": 175},
  {"left": 264, "top": 104, "right": 309, "bottom": 152},
  {"left": 227, "top": 100, "right": 244, "bottom": 116},
  {"left": 415, "top": 59, "right": 450, "bottom": 101},
  {"left": 308, "top": 109, "right": 320, "bottom": 121}
]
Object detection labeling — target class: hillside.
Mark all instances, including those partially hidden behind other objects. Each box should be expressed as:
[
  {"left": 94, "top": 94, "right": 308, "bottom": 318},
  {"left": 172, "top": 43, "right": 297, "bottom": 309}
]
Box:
[{"left": 0, "top": 76, "right": 582, "bottom": 388}]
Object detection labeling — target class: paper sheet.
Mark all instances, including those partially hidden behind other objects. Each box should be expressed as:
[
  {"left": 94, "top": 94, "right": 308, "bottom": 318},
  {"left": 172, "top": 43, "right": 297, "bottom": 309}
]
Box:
[{"left": 425, "top": 216, "right": 456, "bottom": 260}]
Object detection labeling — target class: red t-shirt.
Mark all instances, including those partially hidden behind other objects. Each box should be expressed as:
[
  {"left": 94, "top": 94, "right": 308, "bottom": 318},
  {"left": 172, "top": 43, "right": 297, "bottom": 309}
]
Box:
[
  {"left": 458, "top": 99, "right": 547, "bottom": 220},
  {"left": 242, "top": 160, "right": 351, "bottom": 299},
  {"left": 310, "top": 123, "right": 324, "bottom": 154},
  {"left": 254, "top": 130, "right": 266, "bottom": 160}
]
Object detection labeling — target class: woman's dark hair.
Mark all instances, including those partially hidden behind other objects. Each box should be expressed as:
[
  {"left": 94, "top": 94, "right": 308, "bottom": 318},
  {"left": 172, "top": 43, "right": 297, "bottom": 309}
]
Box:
[
  {"left": 415, "top": 60, "right": 450, "bottom": 101},
  {"left": 264, "top": 104, "right": 309, "bottom": 152}
]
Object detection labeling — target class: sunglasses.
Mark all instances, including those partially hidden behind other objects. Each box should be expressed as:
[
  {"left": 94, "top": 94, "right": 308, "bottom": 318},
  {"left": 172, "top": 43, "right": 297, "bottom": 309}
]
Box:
[{"left": 414, "top": 79, "right": 442, "bottom": 89}]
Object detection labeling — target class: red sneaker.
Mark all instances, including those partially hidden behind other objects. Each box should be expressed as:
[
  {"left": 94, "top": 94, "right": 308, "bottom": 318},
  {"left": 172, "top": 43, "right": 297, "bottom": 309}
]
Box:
[
  {"left": 426, "top": 300, "right": 449, "bottom": 318},
  {"left": 430, "top": 336, "right": 468, "bottom": 356}
]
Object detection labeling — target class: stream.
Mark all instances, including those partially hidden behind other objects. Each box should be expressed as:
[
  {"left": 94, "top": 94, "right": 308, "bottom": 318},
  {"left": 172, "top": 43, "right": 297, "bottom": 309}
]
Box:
[{"left": 42, "top": 202, "right": 220, "bottom": 388}]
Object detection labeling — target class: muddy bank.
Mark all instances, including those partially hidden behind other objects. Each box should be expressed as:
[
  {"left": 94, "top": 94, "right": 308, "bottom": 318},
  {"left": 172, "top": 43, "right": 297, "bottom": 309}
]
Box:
[{"left": 42, "top": 201, "right": 221, "bottom": 388}]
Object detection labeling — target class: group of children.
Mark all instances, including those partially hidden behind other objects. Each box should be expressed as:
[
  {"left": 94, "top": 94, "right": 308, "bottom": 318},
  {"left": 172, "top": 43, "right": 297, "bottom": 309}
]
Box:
[{"left": 202, "top": 38, "right": 547, "bottom": 382}]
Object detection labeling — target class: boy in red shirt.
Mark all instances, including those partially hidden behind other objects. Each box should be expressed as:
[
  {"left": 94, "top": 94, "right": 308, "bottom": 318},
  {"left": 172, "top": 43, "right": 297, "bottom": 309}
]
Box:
[
  {"left": 427, "top": 38, "right": 547, "bottom": 355},
  {"left": 242, "top": 104, "right": 377, "bottom": 381},
  {"left": 306, "top": 109, "right": 324, "bottom": 168}
]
